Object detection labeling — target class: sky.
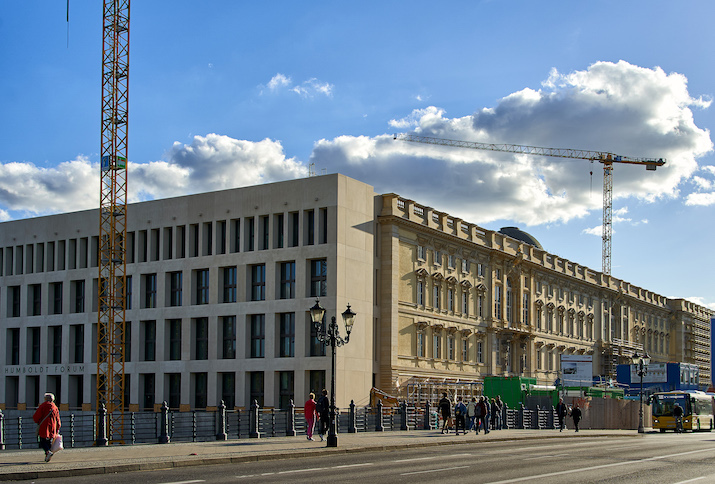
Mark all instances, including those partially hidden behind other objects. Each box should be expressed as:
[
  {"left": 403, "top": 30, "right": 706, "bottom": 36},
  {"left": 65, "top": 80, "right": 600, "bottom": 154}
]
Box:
[{"left": 1, "top": 1, "right": 714, "bottom": 309}]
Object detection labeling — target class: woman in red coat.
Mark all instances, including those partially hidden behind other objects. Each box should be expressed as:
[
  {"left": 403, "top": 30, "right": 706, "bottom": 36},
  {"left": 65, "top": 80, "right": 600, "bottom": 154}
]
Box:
[
  {"left": 304, "top": 393, "right": 317, "bottom": 441},
  {"left": 33, "top": 393, "right": 61, "bottom": 462}
]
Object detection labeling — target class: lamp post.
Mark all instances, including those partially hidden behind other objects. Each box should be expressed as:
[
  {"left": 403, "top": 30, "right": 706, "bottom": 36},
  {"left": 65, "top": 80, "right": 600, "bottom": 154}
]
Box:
[
  {"left": 309, "top": 299, "right": 356, "bottom": 448},
  {"left": 632, "top": 351, "right": 651, "bottom": 433}
]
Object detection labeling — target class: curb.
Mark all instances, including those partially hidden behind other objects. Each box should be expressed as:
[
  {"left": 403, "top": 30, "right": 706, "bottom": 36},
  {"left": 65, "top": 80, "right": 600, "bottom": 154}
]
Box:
[{"left": 0, "top": 432, "right": 641, "bottom": 481}]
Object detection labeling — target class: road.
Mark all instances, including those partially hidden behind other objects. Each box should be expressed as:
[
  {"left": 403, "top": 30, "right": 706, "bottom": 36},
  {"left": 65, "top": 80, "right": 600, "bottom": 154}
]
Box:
[{"left": 31, "top": 432, "right": 715, "bottom": 484}]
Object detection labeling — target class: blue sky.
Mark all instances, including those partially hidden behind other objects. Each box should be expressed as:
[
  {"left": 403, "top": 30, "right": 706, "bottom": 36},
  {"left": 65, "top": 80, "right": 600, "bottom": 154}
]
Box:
[{"left": 1, "top": 1, "right": 714, "bottom": 308}]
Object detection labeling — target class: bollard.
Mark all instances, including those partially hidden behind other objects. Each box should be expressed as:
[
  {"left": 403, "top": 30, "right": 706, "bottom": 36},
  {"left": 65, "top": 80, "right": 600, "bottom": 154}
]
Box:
[
  {"left": 192, "top": 411, "right": 197, "bottom": 442},
  {"left": 424, "top": 401, "right": 433, "bottom": 430},
  {"left": 96, "top": 403, "right": 108, "bottom": 446},
  {"left": 17, "top": 416, "right": 22, "bottom": 450},
  {"left": 130, "top": 412, "right": 136, "bottom": 445},
  {"left": 348, "top": 400, "right": 357, "bottom": 433},
  {"left": 249, "top": 399, "right": 261, "bottom": 438},
  {"left": 0, "top": 409, "right": 5, "bottom": 450},
  {"left": 159, "top": 401, "right": 170, "bottom": 444},
  {"left": 216, "top": 400, "right": 228, "bottom": 440},
  {"left": 375, "top": 399, "right": 384, "bottom": 432},
  {"left": 286, "top": 399, "right": 296, "bottom": 437},
  {"left": 400, "top": 401, "right": 408, "bottom": 431}
]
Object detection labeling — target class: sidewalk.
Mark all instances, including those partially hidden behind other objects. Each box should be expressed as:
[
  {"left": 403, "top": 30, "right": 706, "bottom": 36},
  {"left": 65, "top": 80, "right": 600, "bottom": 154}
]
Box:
[{"left": 0, "top": 429, "right": 640, "bottom": 481}]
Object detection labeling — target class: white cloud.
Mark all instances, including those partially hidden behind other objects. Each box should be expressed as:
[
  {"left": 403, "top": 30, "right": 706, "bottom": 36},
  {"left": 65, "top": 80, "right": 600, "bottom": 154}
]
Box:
[
  {"left": 678, "top": 296, "right": 715, "bottom": 311},
  {"left": 311, "top": 61, "right": 713, "bottom": 226},
  {"left": 684, "top": 164, "right": 715, "bottom": 206},
  {"left": 0, "top": 136, "right": 307, "bottom": 219},
  {"left": 262, "top": 73, "right": 333, "bottom": 98}
]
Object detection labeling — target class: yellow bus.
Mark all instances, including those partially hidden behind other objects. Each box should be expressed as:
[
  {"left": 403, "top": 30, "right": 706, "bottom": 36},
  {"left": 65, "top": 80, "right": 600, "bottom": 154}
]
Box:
[{"left": 651, "top": 391, "right": 715, "bottom": 432}]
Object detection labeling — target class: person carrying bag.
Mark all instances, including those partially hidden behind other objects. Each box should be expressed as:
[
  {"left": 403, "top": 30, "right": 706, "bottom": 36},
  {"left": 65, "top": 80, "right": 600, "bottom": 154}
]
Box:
[{"left": 33, "top": 393, "right": 62, "bottom": 462}]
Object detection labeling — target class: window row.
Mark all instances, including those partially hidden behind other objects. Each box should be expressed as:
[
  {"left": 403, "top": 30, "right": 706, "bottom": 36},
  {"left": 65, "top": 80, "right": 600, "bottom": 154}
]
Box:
[
  {"left": 2, "top": 259, "right": 327, "bottom": 317},
  {"left": 0, "top": 207, "right": 330, "bottom": 277},
  {"left": 4, "top": 313, "right": 329, "bottom": 366}
]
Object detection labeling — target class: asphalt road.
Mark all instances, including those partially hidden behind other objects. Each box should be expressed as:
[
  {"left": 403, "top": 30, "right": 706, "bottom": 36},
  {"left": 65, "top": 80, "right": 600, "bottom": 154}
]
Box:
[{"left": 30, "top": 432, "right": 715, "bottom": 484}]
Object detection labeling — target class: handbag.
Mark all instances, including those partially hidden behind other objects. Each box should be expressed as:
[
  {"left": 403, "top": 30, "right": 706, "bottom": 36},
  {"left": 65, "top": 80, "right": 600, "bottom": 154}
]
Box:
[
  {"left": 36, "top": 412, "right": 51, "bottom": 437},
  {"left": 50, "top": 434, "right": 64, "bottom": 453}
]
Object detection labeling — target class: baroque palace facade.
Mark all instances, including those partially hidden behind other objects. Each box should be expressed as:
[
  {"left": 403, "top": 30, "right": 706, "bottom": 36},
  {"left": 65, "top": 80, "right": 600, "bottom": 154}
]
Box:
[{"left": 0, "top": 174, "right": 711, "bottom": 411}]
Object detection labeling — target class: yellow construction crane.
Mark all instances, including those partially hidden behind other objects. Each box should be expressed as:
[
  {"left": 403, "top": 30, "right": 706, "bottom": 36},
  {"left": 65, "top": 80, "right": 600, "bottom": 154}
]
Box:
[
  {"left": 97, "top": 0, "right": 130, "bottom": 444},
  {"left": 394, "top": 133, "right": 665, "bottom": 275}
]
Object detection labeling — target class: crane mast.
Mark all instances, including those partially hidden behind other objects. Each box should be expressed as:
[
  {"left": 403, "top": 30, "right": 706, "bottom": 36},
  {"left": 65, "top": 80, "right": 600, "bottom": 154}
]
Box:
[
  {"left": 394, "top": 134, "right": 665, "bottom": 275},
  {"left": 97, "top": 0, "right": 130, "bottom": 444}
]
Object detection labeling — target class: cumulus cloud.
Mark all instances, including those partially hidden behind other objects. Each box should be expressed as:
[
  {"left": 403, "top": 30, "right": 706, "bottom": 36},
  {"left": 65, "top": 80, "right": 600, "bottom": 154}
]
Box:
[
  {"left": 685, "top": 164, "right": 715, "bottom": 206},
  {"left": 262, "top": 73, "right": 333, "bottom": 98},
  {"left": 311, "top": 61, "right": 713, "bottom": 226},
  {"left": 0, "top": 136, "right": 307, "bottom": 218}
]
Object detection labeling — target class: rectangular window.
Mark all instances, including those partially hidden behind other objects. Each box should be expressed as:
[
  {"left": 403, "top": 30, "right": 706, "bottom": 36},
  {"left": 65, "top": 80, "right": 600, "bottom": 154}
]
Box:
[
  {"left": 433, "top": 334, "right": 442, "bottom": 359},
  {"left": 49, "top": 325, "right": 62, "bottom": 364},
  {"left": 478, "top": 263, "right": 484, "bottom": 277},
  {"left": 144, "top": 274, "right": 157, "bottom": 309},
  {"left": 246, "top": 217, "right": 255, "bottom": 251},
  {"left": 417, "top": 245, "right": 426, "bottom": 260},
  {"left": 196, "top": 269, "right": 209, "bottom": 305},
  {"left": 433, "top": 284, "right": 440, "bottom": 310},
  {"left": 10, "top": 285, "right": 20, "bottom": 317},
  {"left": 51, "top": 282, "right": 63, "bottom": 314},
  {"left": 143, "top": 320, "right": 156, "bottom": 361},
  {"left": 434, "top": 250, "right": 441, "bottom": 266},
  {"left": 477, "top": 341, "right": 483, "bottom": 364},
  {"left": 310, "top": 259, "right": 327, "bottom": 297},
  {"left": 221, "top": 316, "right": 236, "bottom": 359},
  {"left": 260, "top": 215, "right": 269, "bottom": 250},
  {"left": 290, "top": 212, "right": 299, "bottom": 247},
  {"left": 275, "top": 213, "right": 284, "bottom": 249},
  {"left": 462, "top": 259, "right": 469, "bottom": 273},
  {"left": 462, "top": 291, "right": 468, "bottom": 315},
  {"left": 28, "top": 327, "right": 40, "bottom": 364},
  {"left": 70, "top": 324, "right": 83, "bottom": 364},
  {"left": 447, "top": 288, "right": 454, "bottom": 311},
  {"left": 462, "top": 338, "right": 468, "bottom": 361},
  {"left": 279, "top": 262, "right": 296, "bottom": 299},
  {"left": 448, "top": 255, "right": 456, "bottom": 269},
  {"left": 249, "top": 372, "right": 264, "bottom": 408},
  {"left": 447, "top": 335, "right": 455, "bottom": 360},
  {"left": 168, "top": 373, "right": 181, "bottom": 409},
  {"left": 523, "top": 293, "right": 530, "bottom": 324},
  {"left": 310, "top": 315, "right": 326, "bottom": 357},
  {"left": 217, "top": 220, "right": 227, "bottom": 255},
  {"left": 169, "top": 271, "right": 183, "bottom": 307},
  {"left": 495, "top": 285, "right": 502, "bottom": 320},
  {"left": 194, "top": 372, "right": 207, "bottom": 409},
  {"left": 251, "top": 264, "right": 266, "bottom": 301},
  {"left": 306, "top": 209, "right": 315, "bottom": 245},
  {"left": 417, "top": 280, "right": 424, "bottom": 306},
  {"left": 30, "top": 284, "right": 41, "bottom": 316},
  {"left": 222, "top": 266, "right": 237, "bottom": 303},
  {"left": 250, "top": 314, "right": 265, "bottom": 358},
  {"left": 221, "top": 372, "right": 235, "bottom": 409},
  {"left": 7, "top": 328, "right": 20, "bottom": 365},
  {"left": 72, "top": 280, "right": 85, "bottom": 313},
  {"left": 142, "top": 374, "right": 155, "bottom": 411},
  {"left": 194, "top": 318, "right": 208, "bottom": 360},
  {"left": 417, "top": 332, "right": 425, "bottom": 357},
  {"left": 125, "top": 275, "right": 132, "bottom": 310},
  {"left": 124, "top": 321, "right": 131, "bottom": 363},
  {"left": 278, "top": 371, "right": 294, "bottom": 409},
  {"left": 478, "top": 294, "right": 484, "bottom": 318},
  {"left": 279, "top": 313, "right": 295, "bottom": 357},
  {"left": 169, "top": 319, "right": 182, "bottom": 361}
]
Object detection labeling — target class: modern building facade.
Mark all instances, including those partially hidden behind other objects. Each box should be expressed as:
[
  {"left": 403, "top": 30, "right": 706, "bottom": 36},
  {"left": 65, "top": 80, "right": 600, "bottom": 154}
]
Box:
[{"left": 0, "top": 173, "right": 710, "bottom": 411}]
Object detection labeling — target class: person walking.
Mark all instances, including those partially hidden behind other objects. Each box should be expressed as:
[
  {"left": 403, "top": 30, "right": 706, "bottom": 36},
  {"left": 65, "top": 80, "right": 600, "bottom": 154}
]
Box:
[
  {"left": 479, "top": 396, "right": 490, "bottom": 434},
  {"left": 490, "top": 398, "right": 499, "bottom": 431},
  {"left": 454, "top": 397, "right": 468, "bottom": 435},
  {"left": 571, "top": 403, "right": 582, "bottom": 432},
  {"left": 467, "top": 397, "right": 477, "bottom": 432},
  {"left": 556, "top": 397, "right": 569, "bottom": 432},
  {"left": 304, "top": 393, "right": 317, "bottom": 441},
  {"left": 316, "top": 389, "right": 330, "bottom": 441},
  {"left": 495, "top": 395, "right": 504, "bottom": 430},
  {"left": 438, "top": 392, "right": 452, "bottom": 434},
  {"left": 474, "top": 396, "right": 483, "bottom": 434},
  {"left": 33, "top": 392, "right": 61, "bottom": 462}
]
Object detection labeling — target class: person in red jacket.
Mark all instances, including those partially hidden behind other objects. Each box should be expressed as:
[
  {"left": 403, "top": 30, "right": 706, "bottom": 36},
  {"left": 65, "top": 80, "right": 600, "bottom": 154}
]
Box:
[
  {"left": 33, "top": 393, "right": 61, "bottom": 462},
  {"left": 304, "top": 393, "right": 317, "bottom": 441}
]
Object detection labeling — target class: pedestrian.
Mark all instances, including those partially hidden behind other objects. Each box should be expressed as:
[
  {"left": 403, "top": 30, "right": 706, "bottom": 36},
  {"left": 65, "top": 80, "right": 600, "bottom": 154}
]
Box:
[
  {"left": 495, "top": 395, "right": 504, "bottom": 430},
  {"left": 474, "top": 396, "right": 484, "bottom": 434},
  {"left": 467, "top": 397, "right": 477, "bottom": 432},
  {"left": 316, "top": 389, "right": 330, "bottom": 441},
  {"left": 33, "top": 392, "right": 61, "bottom": 462},
  {"left": 556, "top": 397, "right": 569, "bottom": 432},
  {"left": 490, "top": 398, "right": 498, "bottom": 430},
  {"left": 673, "top": 403, "right": 684, "bottom": 433},
  {"left": 571, "top": 403, "right": 582, "bottom": 432},
  {"left": 454, "top": 397, "right": 467, "bottom": 435},
  {"left": 438, "top": 392, "right": 452, "bottom": 434},
  {"left": 304, "top": 393, "right": 317, "bottom": 441},
  {"left": 479, "top": 396, "right": 490, "bottom": 434}
]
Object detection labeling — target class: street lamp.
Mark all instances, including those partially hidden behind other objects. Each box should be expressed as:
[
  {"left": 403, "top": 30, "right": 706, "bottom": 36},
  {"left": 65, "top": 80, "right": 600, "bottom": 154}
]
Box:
[
  {"left": 309, "top": 299, "right": 356, "bottom": 448},
  {"left": 632, "top": 351, "right": 651, "bottom": 433}
]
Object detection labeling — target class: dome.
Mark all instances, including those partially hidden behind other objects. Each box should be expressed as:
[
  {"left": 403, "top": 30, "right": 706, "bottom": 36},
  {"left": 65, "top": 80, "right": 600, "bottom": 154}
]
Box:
[{"left": 498, "top": 227, "right": 543, "bottom": 250}]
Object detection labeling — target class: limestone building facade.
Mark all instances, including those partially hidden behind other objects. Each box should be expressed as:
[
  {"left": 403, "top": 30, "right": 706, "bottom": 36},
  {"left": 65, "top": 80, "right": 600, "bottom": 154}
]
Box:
[{"left": 0, "top": 174, "right": 710, "bottom": 411}]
